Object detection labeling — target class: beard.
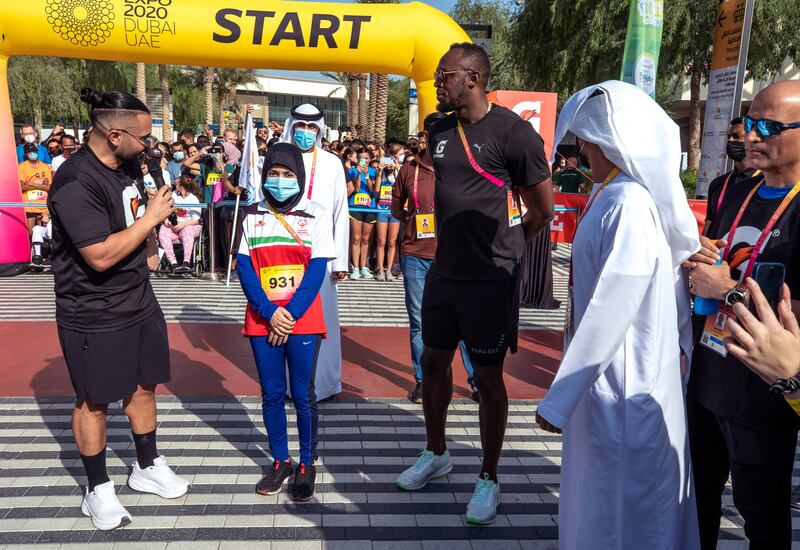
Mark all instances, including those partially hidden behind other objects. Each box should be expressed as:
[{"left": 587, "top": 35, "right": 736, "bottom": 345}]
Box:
[{"left": 436, "top": 100, "right": 456, "bottom": 113}]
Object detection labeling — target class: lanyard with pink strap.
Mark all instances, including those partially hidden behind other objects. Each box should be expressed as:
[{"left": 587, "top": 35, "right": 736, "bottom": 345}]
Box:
[{"left": 455, "top": 116, "right": 521, "bottom": 227}]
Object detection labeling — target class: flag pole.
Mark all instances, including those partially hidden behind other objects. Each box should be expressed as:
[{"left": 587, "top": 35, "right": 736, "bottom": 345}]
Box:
[{"left": 225, "top": 192, "right": 241, "bottom": 287}]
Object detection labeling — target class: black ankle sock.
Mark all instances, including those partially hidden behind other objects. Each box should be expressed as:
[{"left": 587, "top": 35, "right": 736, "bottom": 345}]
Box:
[
  {"left": 132, "top": 429, "right": 158, "bottom": 469},
  {"left": 81, "top": 450, "right": 110, "bottom": 492}
]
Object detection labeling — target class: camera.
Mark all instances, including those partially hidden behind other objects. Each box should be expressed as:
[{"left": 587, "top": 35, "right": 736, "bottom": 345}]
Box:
[{"left": 208, "top": 146, "right": 223, "bottom": 155}]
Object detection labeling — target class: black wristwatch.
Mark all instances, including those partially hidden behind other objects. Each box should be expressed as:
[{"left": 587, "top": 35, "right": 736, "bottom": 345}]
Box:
[
  {"left": 768, "top": 376, "right": 800, "bottom": 396},
  {"left": 724, "top": 286, "right": 746, "bottom": 307}
]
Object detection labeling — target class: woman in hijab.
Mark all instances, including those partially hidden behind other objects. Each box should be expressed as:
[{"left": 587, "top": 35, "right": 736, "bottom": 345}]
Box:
[{"left": 237, "top": 143, "right": 336, "bottom": 502}]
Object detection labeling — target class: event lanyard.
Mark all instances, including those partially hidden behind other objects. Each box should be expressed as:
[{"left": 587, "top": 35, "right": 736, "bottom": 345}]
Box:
[
  {"left": 717, "top": 169, "right": 761, "bottom": 213},
  {"left": 577, "top": 167, "right": 621, "bottom": 224},
  {"left": 412, "top": 164, "right": 433, "bottom": 212},
  {"left": 722, "top": 178, "right": 800, "bottom": 281},
  {"left": 306, "top": 147, "right": 318, "bottom": 199},
  {"left": 455, "top": 116, "right": 506, "bottom": 189},
  {"left": 268, "top": 207, "right": 308, "bottom": 251}
]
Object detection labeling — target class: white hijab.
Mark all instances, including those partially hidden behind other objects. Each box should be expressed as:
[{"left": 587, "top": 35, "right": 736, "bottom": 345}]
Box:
[
  {"left": 554, "top": 80, "right": 700, "bottom": 361},
  {"left": 279, "top": 103, "right": 328, "bottom": 149}
]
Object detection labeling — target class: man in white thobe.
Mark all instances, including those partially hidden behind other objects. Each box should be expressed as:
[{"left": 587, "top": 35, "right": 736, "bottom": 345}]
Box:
[
  {"left": 280, "top": 104, "right": 350, "bottom": 461},
  {"left": 535, "top": 81, "right": 701, "bottom": 550}
]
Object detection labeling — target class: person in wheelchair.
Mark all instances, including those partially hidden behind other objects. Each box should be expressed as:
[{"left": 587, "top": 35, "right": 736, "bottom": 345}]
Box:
[
  {"left": 30, "top": 211, "right": 53, "bottom": 268},
  {"left": 157, "top": 176, "right": 202, "bottom": 274}
]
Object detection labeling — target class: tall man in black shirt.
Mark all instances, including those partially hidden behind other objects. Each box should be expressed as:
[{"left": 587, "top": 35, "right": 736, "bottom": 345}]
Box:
[
  {"left": 48, "top": 89, "right": 189, "bottom": 531},
  {"left": 395, "top": 43, "right": 554, "bottom": 525},
  {"left": 688, "top": 81, "right": 800, "bottom": 549}
]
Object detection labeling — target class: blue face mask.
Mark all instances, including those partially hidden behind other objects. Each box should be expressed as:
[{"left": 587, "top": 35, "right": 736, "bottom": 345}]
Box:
[
  {"left": 27, "top": 152, "right": 38, "bottom": 162},
  {"left": 173, "top": 151, "right": 185, "bottom": 161},
  {"left": 264, "top": 176, "right": 300, "bottom": 202},
  {"left": 293, "top": 128, "right": 317, "bottom": 151}
]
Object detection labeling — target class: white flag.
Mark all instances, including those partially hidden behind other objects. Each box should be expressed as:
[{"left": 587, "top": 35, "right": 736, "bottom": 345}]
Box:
[{"left": 240, "top": 112, "right": 262, "bottom": 206}]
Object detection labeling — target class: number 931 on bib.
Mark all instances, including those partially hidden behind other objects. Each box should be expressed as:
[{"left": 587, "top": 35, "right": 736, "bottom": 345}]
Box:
[{"left": 259, "top": 264, "right": 305, "bottom": 302}]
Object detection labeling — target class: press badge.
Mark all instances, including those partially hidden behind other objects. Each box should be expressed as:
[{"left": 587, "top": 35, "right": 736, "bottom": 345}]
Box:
[
  {"left": 699, "top": 305, "right": 736, "bottom": 357},
  {"left": 508, "top": 191, "right": 522, "bottom": 227},
  {"left": 260, "top": 264, "right": 305, "bottom": 302},
  {"left": 416, "top": 213, "right": 435, "bottom": 239}
]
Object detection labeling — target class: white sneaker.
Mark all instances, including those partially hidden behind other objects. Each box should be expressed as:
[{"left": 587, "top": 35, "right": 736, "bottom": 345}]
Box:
[
  {"left": 349, "top": 268, "right": 361, "bottom": 280},
  {"left": 81, "top": 480, "right": 132, "bottom": 531},
  {"left": 396, "top": 449, "right": 453, "bottom": 491},
  {"left": 128, "top": 455, "right": 190, "bottom": 499},
  {"left": 466, "top": 474, "right": 500, "bottom": 525},
  {"left": 360, "top": 267, "right": 374, "bottom": 280}
]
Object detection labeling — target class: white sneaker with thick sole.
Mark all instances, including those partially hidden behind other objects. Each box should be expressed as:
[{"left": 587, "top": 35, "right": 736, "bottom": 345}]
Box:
[
  {"left": 396, "top": 449, "right": 453, "bottom": 491},
  {"left": 128, "top": 455, "right": 190, "bottom": 499},
  {"left": 466, "top": 474, "right": 501, "bottom": 525},
  {"left": 81, "top": 480, "right": 132, "bottom": 531}
]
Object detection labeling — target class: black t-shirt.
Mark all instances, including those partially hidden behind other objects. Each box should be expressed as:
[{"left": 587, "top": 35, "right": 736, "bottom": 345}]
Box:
[
  {"left": 428, "top": 106, "right": 550, "bottom": 281},
  {"left": 704, "top": 167, "right": 758, "bottom": 225},
  {"left": 48, "top": 146, "right": 159, "bottom": 332},
  {"left": 689, "top": 177, "right": 800, "bottom": 433}
]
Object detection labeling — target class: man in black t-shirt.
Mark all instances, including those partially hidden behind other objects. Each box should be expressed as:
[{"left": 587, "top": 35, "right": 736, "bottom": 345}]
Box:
[
  {"left": 687, "top": 81, "right": 800, "bottom": 549},
  {"left": 703, "top": 117, "right": 758, "bottom": 233},
  {"left": 395, "top": 43, "right": 554, "bottom": 525},
  {"left": 48, "top": 89, "right": 188, "bottom": 531}
]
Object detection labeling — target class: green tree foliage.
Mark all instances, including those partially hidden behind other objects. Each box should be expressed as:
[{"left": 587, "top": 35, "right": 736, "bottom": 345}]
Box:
[
  {"left": 385, "top": 77, "right": 410, "bottom": 141},
  {"left": 168, "top": 67, "right": 205, "bottom": 133},
  {"left": 8, "top": 57, "right": 83, "bottom": 129}
]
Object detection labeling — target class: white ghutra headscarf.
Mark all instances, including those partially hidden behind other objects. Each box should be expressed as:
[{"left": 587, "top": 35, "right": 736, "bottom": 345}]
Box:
[
  {"left": 554, "top": 80, "right": 701, "bottom": 361},
  {"left": 279, "top": 103, "right": 328, "bottom": 148}
]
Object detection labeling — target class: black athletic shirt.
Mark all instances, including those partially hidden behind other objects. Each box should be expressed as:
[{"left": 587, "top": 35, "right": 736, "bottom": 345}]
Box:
[
  {"left": 48, "top": 145, "right": 159, "bottom": 333},
  {"left": 704, "top": 167, "right": 757, "bottom": 226},
  {"left": 428, "top": 105, "right": 550, "bottom": 281},
  {"left": 689, "top": 176, "right": 800, "bottom": 433}
]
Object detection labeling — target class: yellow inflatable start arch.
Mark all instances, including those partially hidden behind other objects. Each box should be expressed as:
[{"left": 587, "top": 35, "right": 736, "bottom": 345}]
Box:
[{"left": 0, "top": 0, "right": 470, "bottom": 272}]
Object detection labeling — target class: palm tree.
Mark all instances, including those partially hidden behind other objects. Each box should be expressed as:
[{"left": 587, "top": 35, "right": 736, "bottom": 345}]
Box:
[
  {"left": 367, "top": 73, "right": 378, "bottom": 139},
  {"left": 214, "top": 68, "right": 261, "bottom": 131},
  {"left": 346, "top": 73, "right": 359, "bottom": 130},
  {"left": 373, "top": 74, "right": 390, "bottom": 144},
  {"left": 158, "top": 64, "right": 171, "bottom": 140},
  {"left": 203, "top": 67, "right": 214, "bottom": 126},
  {"left": 357, "top": 73, "right": 368, "bottom": 138},
  {"left": 135, "top": 62, "right": 146, "bottom": 104}
]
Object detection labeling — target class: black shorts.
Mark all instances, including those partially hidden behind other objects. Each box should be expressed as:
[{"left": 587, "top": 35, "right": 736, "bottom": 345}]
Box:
[
  {"left": 422, "top": 270, "right": 520, "bottom": 366},
  {"left": 57, "top": 310, "right": 171, "bottom": 404},
  {"left": 349, "top": 211, "right": 377, "bottom": 223}
]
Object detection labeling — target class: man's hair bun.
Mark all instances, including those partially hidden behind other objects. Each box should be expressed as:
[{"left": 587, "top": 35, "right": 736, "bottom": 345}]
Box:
[{"left": 80, "top": 88, "right": 105, "bottom": 108}]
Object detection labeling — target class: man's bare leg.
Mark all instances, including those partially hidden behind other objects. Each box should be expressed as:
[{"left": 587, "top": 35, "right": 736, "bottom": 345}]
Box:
[{"left": 421, "top": 346, "right": 456, "bottom": 455}]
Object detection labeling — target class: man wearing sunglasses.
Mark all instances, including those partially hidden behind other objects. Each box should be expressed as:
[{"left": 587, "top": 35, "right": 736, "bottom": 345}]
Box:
[
  {"left": 47, "top": 89, "right": 188, "bottom": 531},
  {"left": 687, "top": 80, "right": 800, "bottom": 549},
  {"left": 395, "top": 43, "right": 554, "bottom": 525}
]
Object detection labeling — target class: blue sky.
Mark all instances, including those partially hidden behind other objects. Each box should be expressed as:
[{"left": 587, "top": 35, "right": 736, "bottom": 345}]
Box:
[{"left": 261, "top": 0, "right": 457, "bottom": 81}]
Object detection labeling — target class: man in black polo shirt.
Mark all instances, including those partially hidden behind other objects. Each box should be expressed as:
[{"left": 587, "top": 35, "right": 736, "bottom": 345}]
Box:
[
  {"left": 703, "top": 117, "right": 758, "bottom": 233},
  {"left": 687, "top": 81, "right": 800, "bottom": 549},
  {"left": 48, "top": 89, "right": 189, "bottom": 531},
  {"left": 395, "top": 43, "right": 554, "bottom": 525}
]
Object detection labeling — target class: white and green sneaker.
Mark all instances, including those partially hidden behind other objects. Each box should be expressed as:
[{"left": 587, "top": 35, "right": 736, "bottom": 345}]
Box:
[
  {"left": 466, "top": 474, "right": 500, "bottom": 525},
  {"left": 396, "top": 449, "right": 452, "bottom": 491}
]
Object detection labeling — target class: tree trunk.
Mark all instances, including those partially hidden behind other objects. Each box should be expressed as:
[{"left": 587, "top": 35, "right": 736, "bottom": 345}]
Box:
[
  {"left": 374, "top": 74, "right": 390, "bottom": 144},
  {"left": 73, "top": 118, "right": 80, "bottom": 141},
  {"left": 158, "top": 64, "right": 171, "bottom": 141},
  {"left": 347, "top": 73, "right": 358, "bottom": 129},
  {"left": 135, "top": 63, "right": 147, "bottom": 105},
  {"left": 367, "top": 73, "right": 378, "bottom": 140},
  {"left": 33, "top": 104, "right": 42, "bottom": 135},
  {"left": 218, "top": 90, "right": 226, "bottom": 132},
  {"left": 357, "top": 74, "right": 368, "bottom": 139},
  {"left": 688, "top": 67, "right": 702, "bottom": 172},
  {"left": 204, "top": 67, "right": 215, "bottom": 126}
]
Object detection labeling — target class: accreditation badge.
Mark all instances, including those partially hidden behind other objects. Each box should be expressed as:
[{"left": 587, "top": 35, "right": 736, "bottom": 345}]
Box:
[
  {"left": 508, "top": 190, "right": 522, "bottom": 227},
  {"left": 260, "top": 264, "right": 305, "bottom": 302},
  {"left": 416, "top": 213, "right": 435, "bottom": 239},
  {"left": 699, "top": 305, "right": 736, "bottom": 357}
]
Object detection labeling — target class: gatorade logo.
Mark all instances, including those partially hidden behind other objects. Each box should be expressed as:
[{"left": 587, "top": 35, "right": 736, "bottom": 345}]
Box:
[
  {"left": 46, "top": 0, "right": 115, "bottom": 47},
  {"left": 433, "top": 139, "right": 447, "bottom": 159}
]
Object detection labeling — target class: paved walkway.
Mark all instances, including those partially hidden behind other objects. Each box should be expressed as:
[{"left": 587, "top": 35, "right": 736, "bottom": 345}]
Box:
[{"left": 0, "top": 397, "right": 759, "bottom": 549}]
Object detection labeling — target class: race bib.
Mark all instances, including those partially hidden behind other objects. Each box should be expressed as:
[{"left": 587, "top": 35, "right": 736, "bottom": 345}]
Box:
[
  {"left": 699, "top": 305, "right": 735, "bottom": 357},
  {"left": 379, "top": 185, "right": 392, "bottom": 201},
  {"left": 260, "top": 264, "right": 305, "bottom": 302},
  {"left": 416, "top": 213, "right": 435, "bottom": 239},
  {"left": 508, "top": 190, "right": 522, "bottom": 227},
  {"left": 353, "top": 192, "right": 371, "bottom": 206},
  {"left": 26, "top": 190, "right": 47, "bottom": 201},
  {"left": 206, "top": 172, "right": 223, "bottom": 187}
]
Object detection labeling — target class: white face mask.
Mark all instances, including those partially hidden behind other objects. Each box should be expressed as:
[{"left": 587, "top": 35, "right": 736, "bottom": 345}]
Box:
[
  {"left": 23, "top": 134, "right": 36, "bottom": 144},
  {"left": 397, "top": 154, "right": 405, "bottom": 163}
]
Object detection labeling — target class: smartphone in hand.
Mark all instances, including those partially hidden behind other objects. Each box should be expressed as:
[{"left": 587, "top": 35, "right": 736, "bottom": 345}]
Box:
[{"left": 750, "top": 262, "right": 785, "bottom": 318}]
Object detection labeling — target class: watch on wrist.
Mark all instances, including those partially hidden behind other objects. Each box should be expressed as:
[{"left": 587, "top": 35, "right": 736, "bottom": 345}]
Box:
[
  {"left": 768, "top": 376, "right": 800, "bottom": 396},
  {"left": 724, "top": 286, "right": 746, "bottom": 307}
]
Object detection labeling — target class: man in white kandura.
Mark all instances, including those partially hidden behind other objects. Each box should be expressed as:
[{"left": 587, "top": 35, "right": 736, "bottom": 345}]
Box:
[
  {"left": 280, "top": 104, "right": 350, "bottom": 461},
  {"left": 534, "top": 81, "right": 701, "bottom": 549}
]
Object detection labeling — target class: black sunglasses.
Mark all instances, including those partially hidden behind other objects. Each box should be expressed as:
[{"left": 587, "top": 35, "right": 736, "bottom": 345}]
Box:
[{"left": 744, "top": 116, "right": 800, "bottom": 138}]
